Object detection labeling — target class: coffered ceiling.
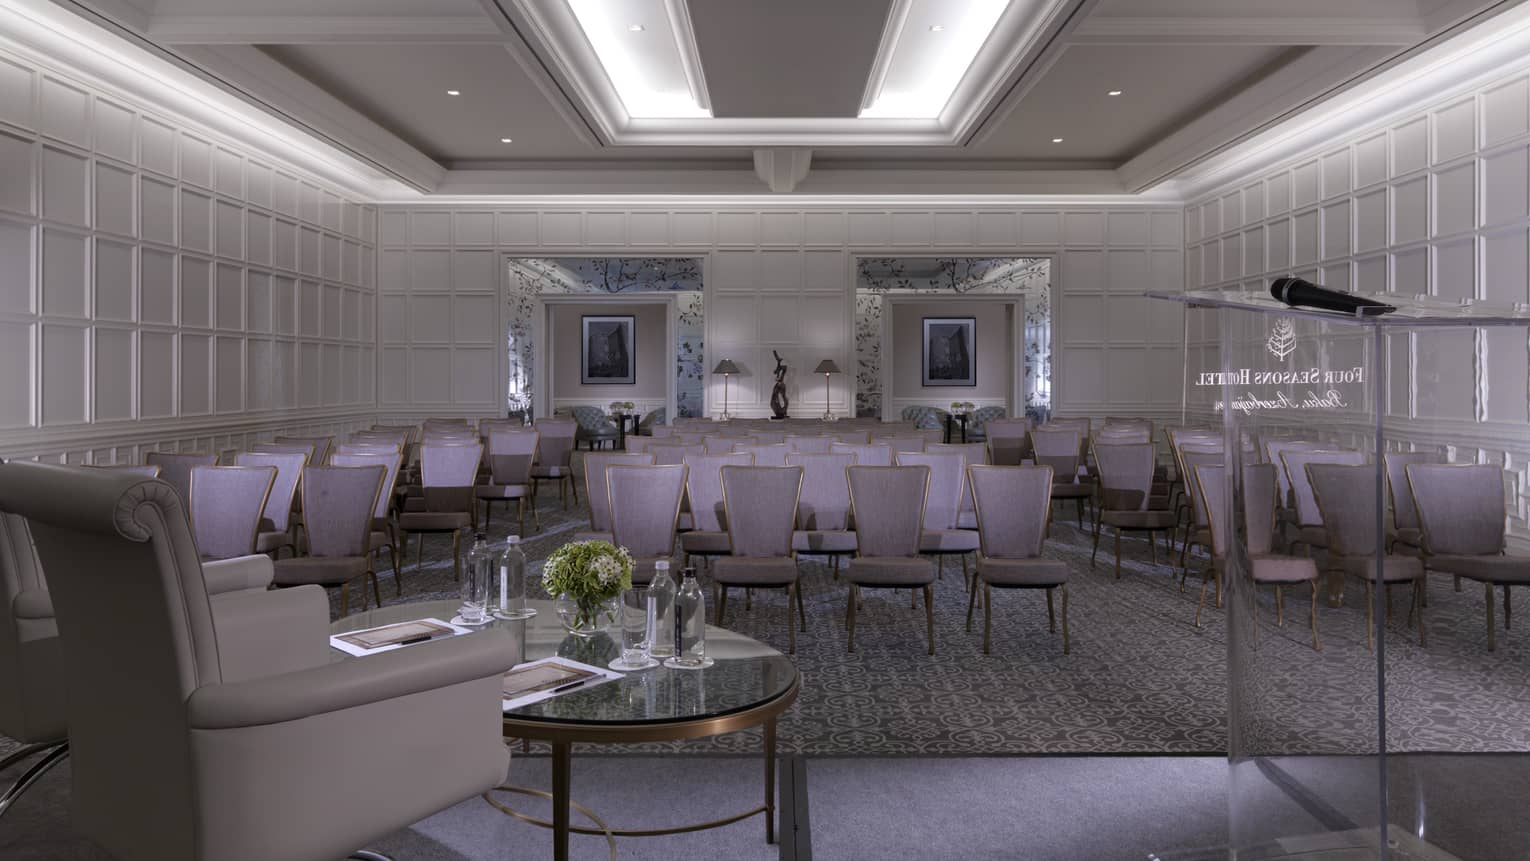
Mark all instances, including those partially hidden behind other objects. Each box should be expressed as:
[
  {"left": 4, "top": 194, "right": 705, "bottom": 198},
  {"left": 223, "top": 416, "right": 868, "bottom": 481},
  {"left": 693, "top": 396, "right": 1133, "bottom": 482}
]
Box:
[{"left": 59, "top": 0, "right": 1527, "bottom": 195}]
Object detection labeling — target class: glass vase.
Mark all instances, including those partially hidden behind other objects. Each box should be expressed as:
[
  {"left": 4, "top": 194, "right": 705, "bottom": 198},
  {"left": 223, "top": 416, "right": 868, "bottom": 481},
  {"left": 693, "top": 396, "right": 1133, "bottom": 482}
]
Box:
[{"left": 556, "top": 594, "right": 616, "bottom": 639}]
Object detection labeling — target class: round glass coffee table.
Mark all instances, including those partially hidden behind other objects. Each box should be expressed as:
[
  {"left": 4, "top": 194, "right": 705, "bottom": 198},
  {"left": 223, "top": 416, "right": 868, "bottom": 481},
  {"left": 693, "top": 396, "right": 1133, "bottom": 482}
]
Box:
[{"left": 330, "top": 599, "right": 800, "bottom": 861}]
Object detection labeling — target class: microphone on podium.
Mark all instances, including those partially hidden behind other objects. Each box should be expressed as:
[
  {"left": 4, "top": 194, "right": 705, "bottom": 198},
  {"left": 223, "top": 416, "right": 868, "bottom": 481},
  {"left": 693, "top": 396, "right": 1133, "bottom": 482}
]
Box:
[{"left": 1270, "top": 277, "right": 1395, "bottom": 316}]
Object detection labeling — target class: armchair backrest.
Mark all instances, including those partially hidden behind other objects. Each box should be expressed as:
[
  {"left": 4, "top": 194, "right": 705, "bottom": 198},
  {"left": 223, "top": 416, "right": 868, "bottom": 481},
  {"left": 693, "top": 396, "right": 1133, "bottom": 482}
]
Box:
[
  {"left": 0, "top": 462, "right": 221, "bottom": 858},
  {"left": 0, "top": 510, "right": 65, "bottom": 744}
]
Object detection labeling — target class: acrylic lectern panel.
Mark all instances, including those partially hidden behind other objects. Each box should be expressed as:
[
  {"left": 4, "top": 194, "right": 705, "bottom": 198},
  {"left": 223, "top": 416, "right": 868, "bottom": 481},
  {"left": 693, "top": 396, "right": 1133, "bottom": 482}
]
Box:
[{"left": 1156, "top": 287, "right": 1530, "bottom": 861}]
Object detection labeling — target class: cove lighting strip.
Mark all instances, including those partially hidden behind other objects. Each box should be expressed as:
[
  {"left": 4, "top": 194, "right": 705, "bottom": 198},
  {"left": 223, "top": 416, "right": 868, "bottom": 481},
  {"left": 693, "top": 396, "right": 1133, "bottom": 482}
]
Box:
[
  {"left": 860, "top": 0, "right": 1010, "bottom": 119},
  {"left": 567, "top": 0, "right": 710, "bottom": 118}
]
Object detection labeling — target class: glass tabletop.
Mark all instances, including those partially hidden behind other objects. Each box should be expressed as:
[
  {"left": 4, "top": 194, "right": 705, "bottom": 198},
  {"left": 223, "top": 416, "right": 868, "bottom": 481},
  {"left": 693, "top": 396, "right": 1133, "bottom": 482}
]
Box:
[{"left": 329, "top": 599, "right": 799, "bottom": 727}]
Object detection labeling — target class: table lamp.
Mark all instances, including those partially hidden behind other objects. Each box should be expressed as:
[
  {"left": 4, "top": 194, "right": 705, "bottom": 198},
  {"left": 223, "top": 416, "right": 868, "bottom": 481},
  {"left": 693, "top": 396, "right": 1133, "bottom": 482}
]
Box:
[
  {"left": 813, "top": 359, "right": 840, "bottom": 421},
  {"left": 712, "top": 359, "right": 740, "bottom": 420}
]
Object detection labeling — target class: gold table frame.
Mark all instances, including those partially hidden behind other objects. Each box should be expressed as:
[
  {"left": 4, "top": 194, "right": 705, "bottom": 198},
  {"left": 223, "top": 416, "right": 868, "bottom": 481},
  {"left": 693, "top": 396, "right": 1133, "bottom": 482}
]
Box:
[{"left": 494, "top": 677, "right": 800, "bottom": 861}]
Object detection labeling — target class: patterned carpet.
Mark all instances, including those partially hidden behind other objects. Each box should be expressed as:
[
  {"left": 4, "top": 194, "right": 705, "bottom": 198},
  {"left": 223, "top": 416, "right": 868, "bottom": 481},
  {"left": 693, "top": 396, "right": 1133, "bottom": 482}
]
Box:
[{"left": 354, "top": 456, "right": 1530, "bottom": 758}]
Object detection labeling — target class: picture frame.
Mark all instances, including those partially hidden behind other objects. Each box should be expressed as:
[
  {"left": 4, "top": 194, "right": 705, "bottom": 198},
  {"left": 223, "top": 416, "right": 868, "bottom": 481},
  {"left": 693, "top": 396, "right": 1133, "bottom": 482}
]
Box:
[
  {"left": 922, "top": 317, "right": 976, "bottom": 387},
  {"left": 581, "top": 315, "right": 636, "bottom": 385}
]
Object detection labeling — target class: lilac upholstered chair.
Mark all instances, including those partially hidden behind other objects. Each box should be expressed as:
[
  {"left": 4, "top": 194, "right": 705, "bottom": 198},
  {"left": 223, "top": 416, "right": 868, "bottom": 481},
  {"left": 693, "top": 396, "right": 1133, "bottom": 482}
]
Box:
[
  {"left": 967, "top": 465, "right": 1070, "bottom": 654},
  {"left": 787, "top": 452, "right": 858, "bottom": 572},
  {"left": 752, "top": 430, "right": 786, "bottom": 445},
  {"left": 530, "top": 419, "right": 578, "bottom": 508},
  {"left": 1263, "top": 439, "right": 1325, "bottom": 520},
  {"left": 145, "top": 451, "right": 216, "bottom": 505},
  {"left": 704, "top": 436, "right": 755, "bottom": 454},
  {"left": 845, "top": 465, "right": 938, "bottom": 654},
  {"left": 232, "top": 451, "right": 308, "bottom": 558},
  {"left": 897, "top": 451, "right": 979, "bottom": 588},
  {"left": 188, "top": 466, "right": 277, "bottom": 562},
  {"left": 714, "top": 466, "right": 806, "bottom": 652},
  {"left": 476, "top": 418, "right": 522, "bottom": 440},
  {"left": 648, "top": 443, "right": 704, "bottom": 466},
  {"left": 576, "top": 452, "right": 656, "bottom": 543},
  {"left": 1031, "top": 428, "right": 1090, "bottom": 528},
  {"left": 606, "top": 464, "right": 687, "bottom": 587},
  {"left": 680, "top": 453, "right": 754, "bottom": 566},
  {"left": 983, "top": 418, "right": 1033, "bottom": 466},
  {"left": 1280, "top": 449, "right": 1365, "bottom": 555},
  {"left": 649, "top": 425, "right": 678, "bottom": 438},
  {"left": 274, "top": 435, "right": 333, "bottom": 465},
  {"left": 735, "top": 443, "right": 790, "bottom": 466},
  {"left": 626, "top": 436, "right": 654, "bottom": 453},
  {"left": 927, "top": 443, "right": 987, "bottom": 528},
  {"left": 831, "top": 429, "right": 870, "bottom": 445},
  {"left": 334, "top": 442, "right": 400, "bottom": 457},
  {"left": 1195, "top": 464, "right": 1321, "bottom": 649},
  {"left": 332, "top": 450, "right": 404, "bottom": 595},
  {"left": 878, "top": 436, "right": 927, "bottom": 455},
  {"left": 1308, "top": 463, "right": 1425, "bottom": 651},
  {"left": 477, "top": 429, "right": 539, "bottom": 537},
  {"left": 274, "top": 465, "right": 386, "bottom": 616},
  {"left": 1386, "top": 452, "right": 1444, "bottom": 554},
  {"left": 786, "top": 435, "right": 834, "bottom": 454},
  {"left": 397, "top": 443, "right": 482, "bottom": 582},
  {"left": 1176, "top": 448, "right": 1223, "bottom": 587},
  {"left": 831, "top": 443, "right": 893, "bottom": 467},
  {"left": 1170, "top": 440, "right": 1222, "bottom": 550},
  {"left": 1409, "top": 463, "right": 1529, "bottom": 651},
  {"left": 1090, "top": 442, "right": 1175, "bottom": 578}
]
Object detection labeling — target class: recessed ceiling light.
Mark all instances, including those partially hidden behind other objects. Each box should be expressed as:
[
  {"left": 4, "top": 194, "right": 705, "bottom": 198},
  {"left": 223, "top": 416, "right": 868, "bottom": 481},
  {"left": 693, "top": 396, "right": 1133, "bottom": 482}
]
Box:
[
  {"left": 1051, "top": 137, "right": 1064, "bottom": 143},
  {"left": 628, "top": 23, "right": 644, "bottom": 31},
  {"left": 446, "top": 89, "right": 461, "bottom": 96},
  {"left": 928, "top": 24, "right": 945, "bottom": 32},
  {"left": 500, "top": 137, "right": 513, "bottom": 143},
  {"left": 1107, "top": 89, "right": 1123, "bottom": 96}
]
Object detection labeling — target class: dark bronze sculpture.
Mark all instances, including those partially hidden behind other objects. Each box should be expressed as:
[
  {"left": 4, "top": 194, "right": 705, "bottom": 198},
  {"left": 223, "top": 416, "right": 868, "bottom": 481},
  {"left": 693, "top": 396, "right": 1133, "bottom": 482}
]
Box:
[{"left": 770, "top": 350, "right": 790, "bottom": 419}]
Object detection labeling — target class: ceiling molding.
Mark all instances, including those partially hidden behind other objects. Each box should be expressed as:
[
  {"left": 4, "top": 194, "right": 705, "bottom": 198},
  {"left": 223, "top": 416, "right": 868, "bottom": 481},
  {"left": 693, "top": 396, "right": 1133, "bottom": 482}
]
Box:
[
  {"left": 147, "top": 15, "right": 505, "bottom": 45},
  {"left": 662, "top": 0, "right": 711, "bottom": 113},
  {"left": 470, "top": 0, "right": 604, "bottom": 148},
  {"left": 375, "top": 190, "right": 1179, "bottom": 207},
  {"left": 1071, "top": 16, "right": 1427, "bottom": 46},
  {"left": 859, "top": 0, "right": 913, "bottom": 113},
  {"left": 958, "top": 0, "right": 1098, "bottom": 147}
]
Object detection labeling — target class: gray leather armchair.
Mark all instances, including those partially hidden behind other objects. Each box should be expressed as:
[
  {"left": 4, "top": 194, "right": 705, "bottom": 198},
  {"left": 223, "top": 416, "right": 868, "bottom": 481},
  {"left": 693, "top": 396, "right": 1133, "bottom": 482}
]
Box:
[{"left": 0, "top": 463, "right": 517, "bottom": 861}]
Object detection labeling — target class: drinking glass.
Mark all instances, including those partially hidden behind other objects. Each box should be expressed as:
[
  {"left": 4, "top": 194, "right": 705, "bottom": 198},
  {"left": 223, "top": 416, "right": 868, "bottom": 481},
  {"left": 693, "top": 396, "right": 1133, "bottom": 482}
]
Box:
[{"left": 609, "top": 589, "right": 657, "bottom": 672}]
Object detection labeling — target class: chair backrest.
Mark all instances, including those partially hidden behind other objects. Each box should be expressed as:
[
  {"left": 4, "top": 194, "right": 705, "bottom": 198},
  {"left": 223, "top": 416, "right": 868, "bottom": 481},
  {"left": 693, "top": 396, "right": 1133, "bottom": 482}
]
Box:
[
  {"left": 1280, "top": 449, "right": 1365, "bottom": 526},
  {"left": 302, "top": 465, "right": 385, "bottom": 558},
  {"left": 487, "top": 429, "right": 539, "bottom": 486},
  {"left": 968, "top": 465, "right": 1052, "bottom": 559},
  {"left": 878, "top": 436, "right": 927, "bottom": 454},
  {"left": 355, "top": 428, "right": 410, "bottom": 446},
  {"left": 648, "top": 443, "right": 704, "bottom": 465},
  {"left": 477, "top": 418, "right": 522, "bottom": 439},
  {"left": 189, "top": 465, "right": 276, "bottom": 560},
  {"left": 420, "top": 442, "right": 483, "bottom": 488},
  {"left": 984, "top": 418, "right": 1031, "bottom": 464},
  {"left": 0, "top": 463, "right": 231, "bottom": 858},
  {"left": 331, "top": 451, "right": 403, "bottom": 519},
  {"left": 832, "top": 442, "right": 894, "bottom": 467},
  {"left": 1385, "top": 451, "right": 1443, "bottom": 531},
  {"left": 1306, "top": 464, "right": 1382, "bottom": 557},
  {"left": 682, "top": 453, "right": 754, "bottom": 531},
  {"left": 847, "top": 466, "right": 929, "bottom": 558},
  {"left": 1195, "top": 464, "right": 1279, "bottom": 559},
  {"left": 626, "top": 436, "right": 654, "bottom": 453},
  {"left": 787, "top": 452, "right": 857, "bottom": 531},
  {"left": 927, "top": 442, "right": 988, "bottom": 465},
  {"left": 608, "top": 465, "right": 687, "bottom": 559},
  {"left": 570, "top": 406, "right": 613, "bottom": 431},
  {"left": 674, "top": 432, "right": 706, "bottom": 445},
  {"left": 895, "top": 452, "right": 966, "bottom": 530},
  {"left": 1179, "top": 450, "right": 1224, "bottom": 528},
  {"left": 1095, "top": 427, "right": 1150, "bottom": 445},
  {"left": 369, "top": 425, "right": 416, "bottom": 444},
  {"left": 705, "top": 435, "right": 755, "bottom": 454},
  {"left": 144, "top": 451, "right": 216, "bottom": 504},
  {"left": 1408, "top": 464, "right": 1506, "bottom": 556},
  {"left": 274, "top": 435, "right": 333, "bottom": 465},
  {"left": 232, "top": 451, "right": 308, "bottom": 532},
  {"left": 786, "top": 435, "right": 834, "bottom": 453},
  {"left": 1045, "top": 417, "right": 1091, "bottom": 438},
  {"left": 752, "top": 429, "right": 786, "bottom": 445},
  {"left": 533, "top": 421, "right": 576, "bottom": 468},
  {"left": 831, "top": 429, "right": 870, "bottom": 445},
  {"left": 1093, "top": 443, "right": 1156, "bottom": 512},
  {"left": 1030, "top": 428, "right": 1081, "bottom": 482},
  {"left": 249, "top": 443, "right": 314, "bottom": 459},
  {"left": 0, "top": 509, "right": 62, "bottom": 743},
  {"left": 582, "top": 453, "right": 656, "bottom": 531},
  {"left": 649, "top": 425, "right": 677, "bottom": 438},
  {"left": 721, "top": 466, "right": 802, "bottom": 557},
  {"left": 334, "top": 443, "right": 400, "bottom": 457},
  {"left": 1264, "top": 439, "right": 1325, "bottom": 501},
  {"left": 735, "top": 443, "right": 790, "bottom": 466}
]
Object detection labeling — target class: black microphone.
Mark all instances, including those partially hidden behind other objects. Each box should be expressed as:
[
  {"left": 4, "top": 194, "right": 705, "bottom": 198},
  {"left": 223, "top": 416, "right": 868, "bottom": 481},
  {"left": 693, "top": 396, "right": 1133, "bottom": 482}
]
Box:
[{"left": 1270, "top": 277, "right": 1395, "bottom": 316}]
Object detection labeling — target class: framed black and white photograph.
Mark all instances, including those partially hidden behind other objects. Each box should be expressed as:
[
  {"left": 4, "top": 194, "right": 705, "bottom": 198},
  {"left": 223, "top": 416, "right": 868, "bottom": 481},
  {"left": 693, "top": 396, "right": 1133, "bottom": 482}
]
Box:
[
  {"left": 581, "top": 315, "right": 636, "bottom": 385},
  {"left": 922, "top": 317, "right": 976, "bottom": 387}
]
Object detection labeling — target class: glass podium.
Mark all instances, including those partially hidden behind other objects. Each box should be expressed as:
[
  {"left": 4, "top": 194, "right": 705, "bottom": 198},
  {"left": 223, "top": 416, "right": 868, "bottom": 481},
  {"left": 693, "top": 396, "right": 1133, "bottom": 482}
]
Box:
[{"left": 1148, "top": 286, "right": 1530, "bottom": 861}]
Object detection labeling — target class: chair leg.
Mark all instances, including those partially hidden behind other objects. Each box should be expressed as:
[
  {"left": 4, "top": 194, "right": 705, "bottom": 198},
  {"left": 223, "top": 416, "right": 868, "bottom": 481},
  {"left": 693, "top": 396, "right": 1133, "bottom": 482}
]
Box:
[
  {"left": 716, "top": 586, "right": 728, "bottom": 626},
  {"left": 966, "top": 575, "right": 979, "bottom": 632},
  {"left": 1366, "top": 581, "right": 1375, "bottom": 653},
  {"left": 1486, "top": 581, "right": 1497, "bottom": 652},
  {"left": 1195, "top": 566, "right": 1210, "bottom": 628},
  {"left": 846, "top": 585, "right": 858, "bottom": 653},
  {"left": 1076, "top": 498, "right": 1084, "bottom": 529},
  {"left": 0, "top": 742, "right": 68, "bottom": 820},
  {"left": 924, "top": 584, "right": 936, "bottom": 656},
  {"left": 1275, "top": 585, "right": 1284, "bottom": 627},
  {"left": 1113, "top": 529, "right": 1122, "bottom": 580},
  {"left": 368, "top": 569, "right": 383, "bottom": 610},
  {"left": 1310, "top": 580, "right": 1322, "bottom": 652},
  {"left": 1061, "top": 583, "right": 1070, "bottom": 655},
  {"left": 961, "top": 554, "right": 970, "bottom": 592},
  {"left": 1149, "top": 531, "right": 1158, "bottom": 565},
  {"left": 1416, "top": 579, "right": 1427, "bottom": 648},
  {"left": 796, "top": 579, "right": 807, "bottom": 631},
  {"left": 483, "top": 499, "right": 493, "bottom": 532},
  {"left": 340, "top": 581, "right": 350, "bottom": 617},
  {"left": 1090, "top": 519, "right": 1102, "bottom": 566},
  {"left": 1504, "top": 584, "right": 1512, "bottom": 630},
  {"left": 982, "top": 583, "right": 992, "bottom": 655},
  {"left": 1047, "top": 588, "right": 1056, "bottom": 632},
  {"left": 786, "top": 583, "right": 796, "bottom": 655},
  {"left": 452, "top": 530, "right": 462, "bottom": 581},
  {"left": 568, "top": 474, "right": 577, "bottom": 506},
  {"left": 415, "top": 532, "right": 424, "bottom": 576}
]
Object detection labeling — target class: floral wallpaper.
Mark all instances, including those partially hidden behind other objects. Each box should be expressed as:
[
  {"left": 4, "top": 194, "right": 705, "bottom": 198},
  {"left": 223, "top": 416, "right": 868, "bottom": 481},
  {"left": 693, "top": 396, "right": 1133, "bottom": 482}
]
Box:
[
  {"left": 854, "top": 257, "right": 1051, "bottom": 420},
  {"left": 506, "top": 258, "right": 705, "bottom": 417}
]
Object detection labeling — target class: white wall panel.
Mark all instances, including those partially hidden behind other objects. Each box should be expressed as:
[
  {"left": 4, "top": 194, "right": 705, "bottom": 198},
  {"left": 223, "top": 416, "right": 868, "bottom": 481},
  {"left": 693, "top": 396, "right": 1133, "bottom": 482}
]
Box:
[
  {"left": 41, "top": 227, "right": 87, "bottom": 317},
  {"left": 38, "top": 77, "right": 89, "bottom": 147},
  {"left": 41, "top": 146, "right": 88, "bottom": 226},
  {"left": 94, "top": 238, "right": 133, "bottom": 321},
  {"left": 0, "top": 132, "right": 34, "bottom": 216},
  {"left": 94, "top": 162, "right": 134, "bottom": 237}
]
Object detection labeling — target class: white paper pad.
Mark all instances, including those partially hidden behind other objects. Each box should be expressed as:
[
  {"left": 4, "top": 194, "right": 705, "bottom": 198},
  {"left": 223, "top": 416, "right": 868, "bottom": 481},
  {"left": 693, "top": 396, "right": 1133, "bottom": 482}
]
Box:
[
  {"left": 501, "top": 656, "right": 623, "bottom": 712},
  {"left": 328, "top": 618, "right": 473, "bottom": 657}
]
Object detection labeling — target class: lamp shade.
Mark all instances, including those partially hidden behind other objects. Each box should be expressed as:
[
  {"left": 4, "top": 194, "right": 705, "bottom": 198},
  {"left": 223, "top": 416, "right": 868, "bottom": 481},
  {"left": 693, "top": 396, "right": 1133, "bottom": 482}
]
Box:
[
  {"left": 813, "top": 359, "right": 841, "bottom": 375},
  {"left": 712, "top": 359, "right": 740, "bottom": 375}
]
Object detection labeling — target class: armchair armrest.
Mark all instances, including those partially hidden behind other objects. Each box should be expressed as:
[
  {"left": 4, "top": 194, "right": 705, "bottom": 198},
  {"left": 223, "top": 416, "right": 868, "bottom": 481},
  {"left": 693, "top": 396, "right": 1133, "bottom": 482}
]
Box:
[
  {"left": 209, "top": 584, "right": 330, "bottom": 682},
  {"left": 203, "top": 554, "right": 275, "bottom": 595},
  {"left": 187, "top": 628, "right": 516, "bottom": 729},
  {"left": 13, "top": 587, "right": 53, "bottom": 619}
]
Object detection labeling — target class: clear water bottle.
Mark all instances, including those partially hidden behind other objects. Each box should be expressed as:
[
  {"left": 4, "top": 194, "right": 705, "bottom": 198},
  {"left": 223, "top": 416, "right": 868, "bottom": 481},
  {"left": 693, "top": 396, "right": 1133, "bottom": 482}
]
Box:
[
  {"left": 460, "top": 531, "right": 492, "bottom": 624},
  {"left": 666, "top": 567, "right": 712, "bottom": 669},
  {"left": 494, "top": 535, "right": 535, "bottom": 620},
  {"left": 646, "top": 560, "right": 676, "bottom": 658}
]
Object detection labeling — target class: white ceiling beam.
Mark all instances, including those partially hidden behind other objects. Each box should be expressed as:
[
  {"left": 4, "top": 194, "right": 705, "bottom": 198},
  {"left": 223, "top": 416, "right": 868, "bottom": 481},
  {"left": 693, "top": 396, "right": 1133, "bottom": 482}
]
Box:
[
  {"left": 147, "top": 15, "right": 505, "bottom": 45},
  {"left": 1071, "top": 16, "right": 1428, "bottom": 46}
]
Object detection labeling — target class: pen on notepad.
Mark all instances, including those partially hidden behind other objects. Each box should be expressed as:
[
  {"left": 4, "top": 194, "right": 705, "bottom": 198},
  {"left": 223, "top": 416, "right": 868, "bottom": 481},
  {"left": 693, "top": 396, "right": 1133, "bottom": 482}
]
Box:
[
  {"left": 551, "top": 679, "right": 587, "bottom": 693},
  {"left": 396, "top": 634, "right": 435, "bottom": 646}
]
